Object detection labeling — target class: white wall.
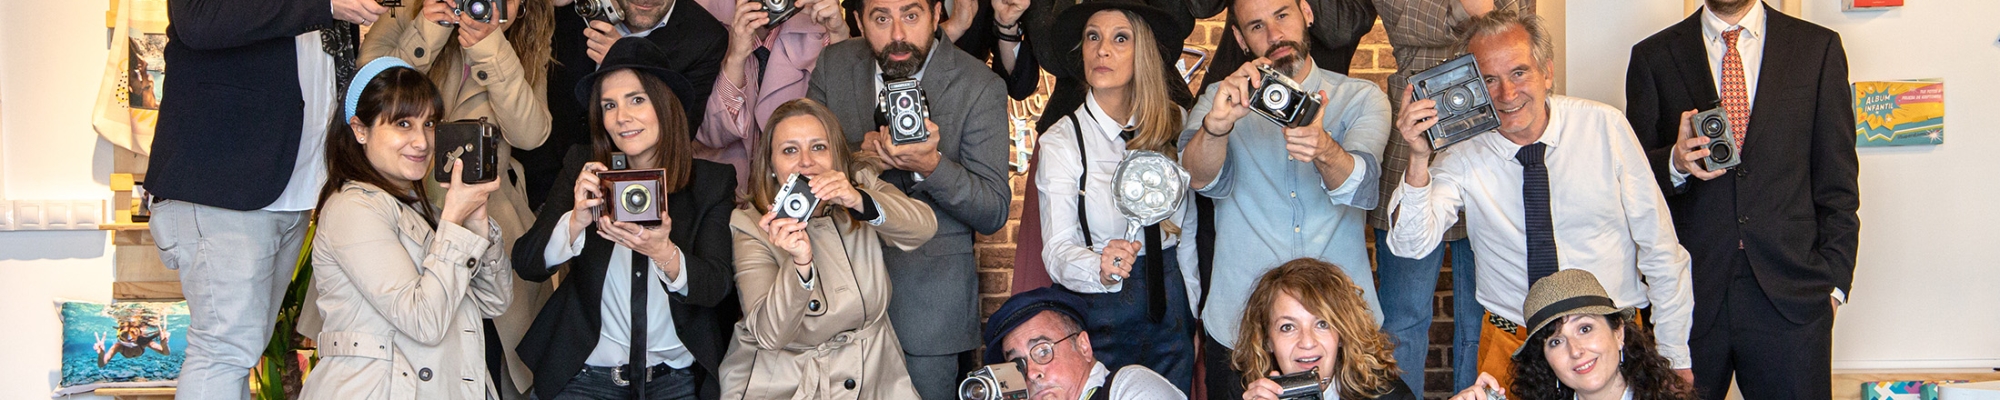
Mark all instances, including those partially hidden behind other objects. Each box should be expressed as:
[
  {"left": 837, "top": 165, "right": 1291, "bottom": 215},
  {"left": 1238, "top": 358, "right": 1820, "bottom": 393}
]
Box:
[
  {"left": 1, "top": 0, "right": 123, "bottom": 398},
  {"left": 1562, "top": 1, "right": 2000, "bottom": 369}
]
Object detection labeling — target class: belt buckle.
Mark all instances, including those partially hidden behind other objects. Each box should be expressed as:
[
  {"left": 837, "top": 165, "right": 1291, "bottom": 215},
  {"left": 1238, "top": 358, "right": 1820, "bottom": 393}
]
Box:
[{"left": 610, "top": 365, "right": 629, "bottom": 387}]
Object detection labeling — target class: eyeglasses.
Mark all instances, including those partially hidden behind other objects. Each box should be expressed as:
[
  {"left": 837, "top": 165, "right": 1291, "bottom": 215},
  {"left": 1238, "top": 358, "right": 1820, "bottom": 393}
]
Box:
[{"left": 1016, "top": 331, "right": 1084, "bottom": 366}]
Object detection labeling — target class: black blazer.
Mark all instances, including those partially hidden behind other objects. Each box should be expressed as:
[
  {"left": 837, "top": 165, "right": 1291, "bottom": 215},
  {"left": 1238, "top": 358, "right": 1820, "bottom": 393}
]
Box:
[
  {"left": 511, "top": 145, "right": 740, "bottom": 399},
  {"left": 148, "top": 0, "right": 339, "bottom": 210},
  {"left": 1623, "top": 5, "right": 1860, "bottom": 329},
  {"left": 518, "top": 0, "right": 728, "bottom": 210}
]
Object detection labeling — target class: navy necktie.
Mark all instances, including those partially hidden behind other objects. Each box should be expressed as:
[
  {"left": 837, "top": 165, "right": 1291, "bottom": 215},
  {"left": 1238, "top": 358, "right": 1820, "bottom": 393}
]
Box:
[{"left": 1516, "top": 142, "right": 1558, "bottom": 285}]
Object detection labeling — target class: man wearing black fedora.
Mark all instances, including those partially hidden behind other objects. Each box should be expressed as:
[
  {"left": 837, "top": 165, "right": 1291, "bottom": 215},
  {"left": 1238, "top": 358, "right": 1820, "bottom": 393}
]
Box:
[{"left": 806, "top": 0, "right": 1015, "bottom": 396}]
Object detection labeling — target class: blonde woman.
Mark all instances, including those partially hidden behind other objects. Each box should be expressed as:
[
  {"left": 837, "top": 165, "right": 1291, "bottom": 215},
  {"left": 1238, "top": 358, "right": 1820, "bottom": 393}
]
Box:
[
  {"left": 1234, "top": 258, "right": 1415, "bottom": 400},
  {"left": 718, "top": 98, "right": 937, "bottom": 399},
  {"left": 1033, "top": 0, "right": 1200, "bottom": 391}
]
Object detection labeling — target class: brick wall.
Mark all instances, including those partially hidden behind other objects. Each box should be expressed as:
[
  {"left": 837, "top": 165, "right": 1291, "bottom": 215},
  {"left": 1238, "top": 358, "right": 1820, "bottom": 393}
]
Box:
[{"left": 981, "top": 16, "right": 1464, "bottom": 400}]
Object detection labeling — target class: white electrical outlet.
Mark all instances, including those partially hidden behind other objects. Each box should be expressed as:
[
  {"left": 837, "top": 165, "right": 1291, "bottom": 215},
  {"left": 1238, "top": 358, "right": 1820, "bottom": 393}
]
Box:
[{"left": 14, "top": 200, "right": 45, "bottom": 230}]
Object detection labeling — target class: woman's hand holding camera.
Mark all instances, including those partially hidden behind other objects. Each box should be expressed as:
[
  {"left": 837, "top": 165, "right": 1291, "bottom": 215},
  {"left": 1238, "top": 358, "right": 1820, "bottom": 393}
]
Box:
[
  {"left": 758, "top": 210, "right": 815, "bottom": 277},
  {"left": 1447, "top": 373, "right": 1506, "bottom": 400},
  {"left": 798, "top": 0, "right": 850, "bottom": 42},
  {"left": 440, "top": 159, "right": 502, "bottom": 238},
  {"left": 1241, "top": 370, "right": 1296, "bottom": 400},
  {"left": 597, "top": 211, "right": 682, "bottom": 280},
  {"left": 1096, "top": 239, "right": 1139, "bottom": 286},
  {"left": 569, "top": 162, "right": 608, "bottom": 240},
  {"left": 808, "top": 169, "right": 863, "bottom": 211},
  {"left": 453, "top": 0, "right": 519, "bottom": 48},
  {"left": 422, "top": 0, "right": 462, "bottom": 26}
]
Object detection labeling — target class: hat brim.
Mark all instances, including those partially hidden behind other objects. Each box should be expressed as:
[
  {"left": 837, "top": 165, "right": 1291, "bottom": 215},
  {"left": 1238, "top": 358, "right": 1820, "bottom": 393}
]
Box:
[
  {"left": 1045, "top": 2, "right": 1191, "bottom": 80},
  {"left": 1511, "top": 306, "right": 1636, "bottom": 357}
]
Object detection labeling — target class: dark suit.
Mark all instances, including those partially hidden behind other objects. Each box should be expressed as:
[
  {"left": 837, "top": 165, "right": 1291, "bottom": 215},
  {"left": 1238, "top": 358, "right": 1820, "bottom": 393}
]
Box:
[
  {"left": 517, "top": 0, "right": 728, "bottom": 211},
  {"left": 1624, "top": 5, "right": 1859, "bottom": 399},
  {"left": 806, "top": 38, "right": 1014, "bottom": 398},
  {"left": 512, "top": 146, "right": 741, "bottom": 400},
  {"left": 150, "top": 0, "right": 338, "bottom": 209}
]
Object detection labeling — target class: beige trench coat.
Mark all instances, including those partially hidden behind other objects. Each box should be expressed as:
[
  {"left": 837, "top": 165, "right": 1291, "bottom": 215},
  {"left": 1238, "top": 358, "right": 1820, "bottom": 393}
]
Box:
[
  {"left": 360, "top": 10, "right": 553, "bottom": 395},
  {"left": 719, "top": 169, "right": 938, "bottom": 400},
  {"left": 301, "top": 182, "right": 513, "bottom": 400}
]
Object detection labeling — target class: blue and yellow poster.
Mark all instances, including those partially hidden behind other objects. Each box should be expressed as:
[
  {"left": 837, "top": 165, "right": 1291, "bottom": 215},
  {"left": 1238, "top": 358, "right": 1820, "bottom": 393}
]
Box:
[{"left": 1852, "top": 79, "right": 1944, "bottom": 147}]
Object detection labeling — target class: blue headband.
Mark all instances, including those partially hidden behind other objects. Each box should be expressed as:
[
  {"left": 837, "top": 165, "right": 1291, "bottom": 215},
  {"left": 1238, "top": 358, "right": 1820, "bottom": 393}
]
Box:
[{"left": 344, "top": 57, "right": 417, "bottom": 121}]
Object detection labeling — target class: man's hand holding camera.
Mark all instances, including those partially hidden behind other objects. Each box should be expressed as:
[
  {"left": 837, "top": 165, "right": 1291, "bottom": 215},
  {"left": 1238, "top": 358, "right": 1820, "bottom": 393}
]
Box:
[
  {"left": 862, "top": 120, "right": 944, "bottom": 175},
  {"left": 335, "top": 0, "right": 392, "bottom": 25},
  {"left": 584, "top": 19, "right": 621, "bottom": 63},
  {"left": 1396, "top": 85, "right": 1440, "bottom": 188},
  {"left": 440, "top": 159, "right": 503, "bottom": 239},
  {"left": 1671, "top": 108, "right": 1729, "bottom": 181},
  {"left": 1202, "top": 58, "right": 1275, "bottom": 139}
]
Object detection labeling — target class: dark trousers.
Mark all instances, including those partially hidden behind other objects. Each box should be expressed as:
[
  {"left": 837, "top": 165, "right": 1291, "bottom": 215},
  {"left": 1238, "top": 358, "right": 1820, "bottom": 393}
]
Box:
[
  {"left": 1691, "top": 251, "right": 1834, "bottom": 400},
  {"left": 549, "top": 364, "right": 701, "bottom": 400},
  {"left": 1200, "top": 331, "right": 1244, "bottom": 400},
  {"left": 1076, "top": 249, "right": 1196, "bottom": 393}
]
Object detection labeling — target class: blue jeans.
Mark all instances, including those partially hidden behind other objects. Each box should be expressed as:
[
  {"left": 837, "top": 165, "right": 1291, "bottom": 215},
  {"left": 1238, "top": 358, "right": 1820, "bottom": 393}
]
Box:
[{"left": 1373, "top": 229, "right": 1479, "bottom": 395}]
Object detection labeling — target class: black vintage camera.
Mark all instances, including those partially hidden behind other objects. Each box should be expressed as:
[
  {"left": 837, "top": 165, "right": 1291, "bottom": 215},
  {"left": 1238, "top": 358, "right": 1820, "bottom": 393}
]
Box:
[
  {"left": 1690, "top": 107, "right": 1740, "bottom": 171},
  {"left": 434, "top": 118, "right": 502, "bottom": 184},
  {"left": 376, "top": 0, "right": 403, "bottom": 7},
  {"left": 451, "top": 0, "right": 509, "bottom": 24},
  {"left": 1250, "top": 64, "right": 1323, "bottom": 128},
  {"left": 1270, "top": 368, "right": 1323, "bottom": 400},
  {"left": 1410, "top": 53, "right": 1501, "bottom": 151},
  {"left": 876, "top": 78, "right": 931, "bottom": 145},
  {"left": 772, "top": 173, "right": 821, "bottom": 221},
  {"left": 575, "top": 0, "right": 623, "bottom": 24},
  {"left": 763, "top": 0, "right": 801, "bottom": 27},
  {"left": 958, "top": 360, "right": 1029, "bottom": 400},
  {"left": 598, "top": 153, "right": 666, "bottom": 226}
]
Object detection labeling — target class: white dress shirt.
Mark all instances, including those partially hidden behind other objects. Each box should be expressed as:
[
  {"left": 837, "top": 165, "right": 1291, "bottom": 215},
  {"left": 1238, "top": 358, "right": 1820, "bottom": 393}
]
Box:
[
  {"left": 1386, "top": 95, "right": 1695, "bottom": 368},
  {"left": 1077, "top": 363, "right": 1186, "bottom": 400},
  {"left": 545, "top": 211, "right": 696, "bottom": 368},
  {"left": 1035, "top": 93, "right": 1201, "bottom": 313},
  {"left": 266, "top": 31, "right": 335, "bottom": 212}
]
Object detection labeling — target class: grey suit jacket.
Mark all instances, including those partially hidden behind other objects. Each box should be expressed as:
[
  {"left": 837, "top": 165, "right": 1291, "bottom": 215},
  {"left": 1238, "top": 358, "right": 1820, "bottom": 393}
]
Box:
[{"left": 806, "top": 38, "right": 1014, "bottom": 355}]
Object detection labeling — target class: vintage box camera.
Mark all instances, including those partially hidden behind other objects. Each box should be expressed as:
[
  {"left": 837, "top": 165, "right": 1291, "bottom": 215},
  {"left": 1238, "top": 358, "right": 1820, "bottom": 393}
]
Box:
[
  {"left": 1410, "top": 53, "right": 1502, "bottom": 151},
  {"left": 452, "top": 0, "right": 509, "bottom": 24},
  {"left": 772, "top": 173, "right": 821, "bottom": 221},
  {"left": 763, "top": 0, "right": 801, "bottom": 27},
  {"left": 1270, "top": 368, "right": 1323, "bottom": 400},
  {"left": 1690, "top": 107, "right": 1740, "bottom": 171},
  {"left": 434, "top": 118, "right": 502, "bottom": 184},
  {"left": 1250, "top": 64, "right": 1323, "bottom": 128},
  {"left": 598, "top": 157, "right": 666, "bottom": 226},
  {"left": 574, "top": 0, "right": 623, "bottom": 24},
  {"left": 958, "top": 361, "right": 1029, "bottom": 400},
  {"left": 876, "top": 78, "right": 931, "bottom": 145}
]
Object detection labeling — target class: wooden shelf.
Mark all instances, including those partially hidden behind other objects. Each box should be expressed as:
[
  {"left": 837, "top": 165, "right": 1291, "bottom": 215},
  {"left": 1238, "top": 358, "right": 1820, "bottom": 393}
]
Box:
[{"left": 93, "top": 387, "right": 175, "bottom": 400}]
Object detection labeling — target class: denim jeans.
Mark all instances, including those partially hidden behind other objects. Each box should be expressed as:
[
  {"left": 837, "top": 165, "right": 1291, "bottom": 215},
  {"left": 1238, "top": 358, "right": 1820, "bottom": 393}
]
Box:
[
  {"left": 550, "top": 364, "right": 700, "bottom": 400},
  {"left": 1373, "top": 229, "right": 1479, "bottom": 395},
  {"left": 150, "top": 200, "right": 308, "bottom": 400}
]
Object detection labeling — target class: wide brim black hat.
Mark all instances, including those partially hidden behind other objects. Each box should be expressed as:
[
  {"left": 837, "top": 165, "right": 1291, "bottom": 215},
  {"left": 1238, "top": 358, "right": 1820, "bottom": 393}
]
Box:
[
  {"left": 1046, "top": 0, "right": 1191, "bottom": 80},
  {"left": 574, "top": 37, "right": 699, "bottom": 115}
]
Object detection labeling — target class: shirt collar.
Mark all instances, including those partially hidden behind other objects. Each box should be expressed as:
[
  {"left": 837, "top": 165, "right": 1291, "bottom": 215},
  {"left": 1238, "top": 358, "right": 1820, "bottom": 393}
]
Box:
[
  {"left": 1076, "top": 362, "right": 1111, "bottom": 400},
  {"left": 1483, "top": 96, "right": 1566, "bottom": 164},
  {"left": 616, "top": 3, "right": 676, "bottom": 37},
  {"left": 1700, "top": 2, "right": 1765, "bottom": 44},
  {"left": 1083, "top": 92, "right": 1134, "bottom": 142}
]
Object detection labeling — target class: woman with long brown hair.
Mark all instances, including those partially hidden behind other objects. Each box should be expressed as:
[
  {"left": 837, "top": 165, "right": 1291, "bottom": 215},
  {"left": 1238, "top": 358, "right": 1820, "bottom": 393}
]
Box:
[
  {"left": 1234, "top": 258, "right": 1415, "bottom": 400},
  {"left": 1449, "top": 270, "right": 1695, "bottom": 400},
  {"left": 1033, "top": 0, "right": 1200, "bottom": 391}
]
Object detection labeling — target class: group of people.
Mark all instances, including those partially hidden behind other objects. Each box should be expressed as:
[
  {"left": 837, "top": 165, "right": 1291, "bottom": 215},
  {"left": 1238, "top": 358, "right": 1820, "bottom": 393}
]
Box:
[{"left": 144, "top": 0, "right": 1857, "bottom": 398}]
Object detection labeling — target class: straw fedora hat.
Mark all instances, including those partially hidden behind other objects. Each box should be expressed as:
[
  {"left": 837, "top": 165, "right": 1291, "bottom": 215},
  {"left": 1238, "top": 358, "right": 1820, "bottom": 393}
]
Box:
[{"left": 1514, "top": 269, "right": 1635, "bottom": 356}]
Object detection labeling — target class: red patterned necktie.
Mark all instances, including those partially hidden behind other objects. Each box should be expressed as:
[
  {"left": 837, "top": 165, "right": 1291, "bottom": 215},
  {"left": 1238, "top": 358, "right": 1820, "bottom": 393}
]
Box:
[{"left": 1720, "top": 28, "right": 1749, "bottom": 149}]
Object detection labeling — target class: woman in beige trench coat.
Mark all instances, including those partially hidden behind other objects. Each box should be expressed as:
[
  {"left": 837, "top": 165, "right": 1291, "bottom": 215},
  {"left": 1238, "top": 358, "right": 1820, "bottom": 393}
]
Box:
[{"left": 719, "top": 99, "right": 937, "bottom": 399}]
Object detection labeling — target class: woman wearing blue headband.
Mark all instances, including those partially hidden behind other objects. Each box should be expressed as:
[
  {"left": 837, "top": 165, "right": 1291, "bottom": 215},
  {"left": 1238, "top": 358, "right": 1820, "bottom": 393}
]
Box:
[{"left": 301, "top": 57, "right": 515, "bottom": 400}]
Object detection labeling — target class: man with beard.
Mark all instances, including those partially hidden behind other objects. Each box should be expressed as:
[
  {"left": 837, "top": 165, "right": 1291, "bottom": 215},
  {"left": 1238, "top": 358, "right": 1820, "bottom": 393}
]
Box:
[
  {"left": 806, "top": 0, "right": 1014, "bottom": 396},
  {"left": 1174, "top": 0, "right": 1390, "bottom": 396},
  {"left": 518, "top": 0, "right": 727, "bottom": 211},
  {"left": 1624, "top": 0, "right": 1858, "bottom": 398},
  {"left": 1383, "top": 10, "right": 1695, "bottom": 389}
]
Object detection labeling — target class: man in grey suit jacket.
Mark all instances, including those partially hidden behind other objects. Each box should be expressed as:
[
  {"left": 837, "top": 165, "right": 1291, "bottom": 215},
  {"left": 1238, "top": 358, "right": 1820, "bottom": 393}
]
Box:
[{"left": 806, "top": 0, "right": 1013, "bottom": 396}]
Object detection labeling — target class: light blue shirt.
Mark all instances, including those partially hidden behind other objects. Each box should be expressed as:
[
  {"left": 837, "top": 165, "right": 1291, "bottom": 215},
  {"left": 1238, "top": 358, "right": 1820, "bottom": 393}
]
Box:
[{"left": 1178, "top": 66, "right": 1392, "bottom": 348}]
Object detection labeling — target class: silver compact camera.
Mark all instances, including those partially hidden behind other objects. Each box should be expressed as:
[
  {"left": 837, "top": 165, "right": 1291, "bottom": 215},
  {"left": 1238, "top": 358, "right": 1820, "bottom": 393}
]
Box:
[
  {"left": 763, "top": 0, "right": 801, "bottom": 27},
  {"left": 772, "top": 173, "right": 821, "bottom": 221},
  {"left": 444, "top": 0, "right": 508, "bottom": 24},
  {"left": 876, "top": 78, "right": 931, "bottom": 145},
  {"left": 575, "top": 0, "right": 623, "bottom": 24},
  {"left": 1250, "top": 64, "right": 1322, "bottom": 128},
  {"left": 1690, "top": 107, "right": 1740, "bottom": 171},
  {"left": 958, "top": 361, "right": 1029, "bottom": 400},
  {"left": 1410, "top": 53, "right": 1501, "bottom": 151},
  {"left": 1270, "top": 367, "right": 1323, "bottom": 400}
]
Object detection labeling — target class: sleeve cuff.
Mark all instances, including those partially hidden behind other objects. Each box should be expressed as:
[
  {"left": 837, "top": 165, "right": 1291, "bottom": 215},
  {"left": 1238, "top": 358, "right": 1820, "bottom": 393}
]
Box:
[
  {"left": 1324, "top": 152, "right": 1378, "bottom": 209},
  {"left": 543, "top": 211, "right": 588, "bottom": 269},
  {"left": 1831, "top": 288, "right": 1847, "bottom": 305},
  {"left": 658, "top": 247, "right": 690, "bottom": 295},
  {"left": 849, "top": 190, "right": 887, "bottom": 225},
  {"left": 797, "top": 267, "right": 817, "bottom": 290},
  {"left": 1661, "top": 344, "right": 1693, "bottom": 370},
  {"left": 1668, "top": 159, "right": 1690, "bottom": 187}
]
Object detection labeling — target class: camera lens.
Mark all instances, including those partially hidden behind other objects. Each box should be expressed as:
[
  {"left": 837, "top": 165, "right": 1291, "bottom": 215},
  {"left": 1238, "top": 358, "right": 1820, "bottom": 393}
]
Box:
[
  {"left": 958, "top": 378, "right": 992, "bottom": 400},
  {"left": 1702, "top": 116, "right": 1726, "bottom": 137},
  {"left": 1708, "top": 142, "right": 1733, "bottom": 162},
  {"left": 621, "top": 184, "right": 649, "bottom": 214},
  {"left": 1262, "top": 86, "right": 1288, "bottom": 109},
  {"left": 1447, "top": 87, "right": 1473, "bottom": 111}
]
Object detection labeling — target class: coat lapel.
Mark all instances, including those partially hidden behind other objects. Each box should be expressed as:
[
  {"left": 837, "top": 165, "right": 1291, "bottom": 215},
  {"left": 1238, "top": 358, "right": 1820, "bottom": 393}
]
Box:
[{"left": 1668, "top": 12, "right": 1722, "bottom": 110}]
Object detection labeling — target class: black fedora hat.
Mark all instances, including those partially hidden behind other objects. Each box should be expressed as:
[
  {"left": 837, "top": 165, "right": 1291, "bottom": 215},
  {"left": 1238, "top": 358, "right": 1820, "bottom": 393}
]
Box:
[
  {"left": 1046, "top": 0, "right": 1191, "bottom": 80},
  {"left": 574, "top": 37, "right": 699, "bottom": 117}
]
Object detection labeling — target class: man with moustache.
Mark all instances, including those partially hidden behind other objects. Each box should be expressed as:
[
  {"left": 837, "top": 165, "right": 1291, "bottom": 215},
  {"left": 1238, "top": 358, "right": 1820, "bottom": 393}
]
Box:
[
  {"left": 518, "top": 0, "right": 727, "bottom": 211},
  {"left": 806, "top": 0, "right": 1014, "bottom": 396},
  {"left": 1383, "top": 10, "right": 1695, "bottom": 388},
  {"left": 1174, "top": 0, "right": 1390, "bottom": 395},
  {"left": 982, "top": 288, "right": 1188, "bottom": 400},
  {"left": 1624, "top": 0, "right": 1859, "bottom": 397}
]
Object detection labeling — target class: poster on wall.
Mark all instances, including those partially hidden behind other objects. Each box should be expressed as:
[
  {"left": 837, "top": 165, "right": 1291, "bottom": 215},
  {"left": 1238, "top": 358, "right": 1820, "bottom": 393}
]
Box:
[
  {"left": 1852, "top": 79, "right": 1944, "bottom": 147},
  {"left": 91, "top": 0, "right": 170, "bottom": 155}
]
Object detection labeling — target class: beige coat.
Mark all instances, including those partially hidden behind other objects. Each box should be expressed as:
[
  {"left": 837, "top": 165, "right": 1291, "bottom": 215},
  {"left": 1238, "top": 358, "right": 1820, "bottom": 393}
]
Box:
[
  {"left": 719, "top": 169, "right": 938, "bottom": 400},
  {"left": 302, "top": 182, "right": 513, "bottom": 400},
  {"left": 360, "top": 10, "right": 553, "bottom": 394}
]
